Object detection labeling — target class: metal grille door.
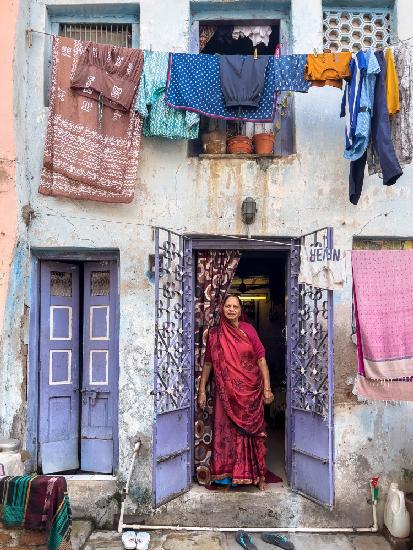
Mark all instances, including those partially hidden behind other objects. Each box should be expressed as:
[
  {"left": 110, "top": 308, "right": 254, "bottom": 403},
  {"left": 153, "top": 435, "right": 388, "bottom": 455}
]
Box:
[
  {"left": 153, "top": 228, "right": 193, "bottom": 507},
  {"left": 288, "top": 228, "right": 335, "bottom": 508}
]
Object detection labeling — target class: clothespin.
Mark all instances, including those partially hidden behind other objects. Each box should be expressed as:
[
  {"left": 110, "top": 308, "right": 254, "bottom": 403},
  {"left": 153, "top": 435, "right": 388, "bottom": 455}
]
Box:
[
  {"left": 254, "top": 47, "right": 258, "bottom": 60},
  {"left": 149, "top": 43, "right": 153, "bottom": 52},
  {"left": 26, "top": 28, "right": 33, "bottom": 48},
  {"left": 313, "top": 47, "right": 318, "bottom": 58}
]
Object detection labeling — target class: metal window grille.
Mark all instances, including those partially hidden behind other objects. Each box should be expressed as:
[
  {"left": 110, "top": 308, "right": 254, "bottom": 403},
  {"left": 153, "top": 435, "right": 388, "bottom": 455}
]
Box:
[
  {"left": 323, "top": 9, "right": 392, "bottom": 52},
  {"left": 59, "top": 23, "right": 132, "bottom": 47}
]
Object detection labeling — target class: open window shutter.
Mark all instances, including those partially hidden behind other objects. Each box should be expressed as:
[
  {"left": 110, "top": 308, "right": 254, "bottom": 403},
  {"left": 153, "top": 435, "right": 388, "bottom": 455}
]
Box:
[
  {"left": 81, "top": 261, "right": 118, "bottom": 473},
  {"left": 39, "top": 262, "right": 80, "bottom": 473},
  {"left": 153, "top": 228, "right": 193, "bottom": 507},
  {"left": 288, "top": 228, "right": 335, "bottom": 508},
  {"left": 276, "top": 19, "right": 294, "bottom": 156}
]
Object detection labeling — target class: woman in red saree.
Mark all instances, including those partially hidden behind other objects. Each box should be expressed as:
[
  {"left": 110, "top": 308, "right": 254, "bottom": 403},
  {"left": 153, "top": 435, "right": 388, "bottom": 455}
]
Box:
[{"left": 198, "top": 294, "right": 274, "bottom": 491}]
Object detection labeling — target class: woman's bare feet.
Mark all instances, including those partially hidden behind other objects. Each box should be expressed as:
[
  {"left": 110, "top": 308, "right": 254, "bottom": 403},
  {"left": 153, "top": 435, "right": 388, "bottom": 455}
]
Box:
[{"left": 258, "top": 478, "right": 268, "bottom": 491}]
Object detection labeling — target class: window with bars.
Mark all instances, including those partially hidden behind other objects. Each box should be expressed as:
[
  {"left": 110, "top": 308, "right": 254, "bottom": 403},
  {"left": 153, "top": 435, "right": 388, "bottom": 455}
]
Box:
[
  {"left": 323, "top": 9, "right": 392, "bottom": 52},
  {"left": 44, "top": 5, "right": 139, "bottom": 106},
  {"left": 59, "top": 23, "right": 132, "bottom": 48},
  {"left": 188, "top": 19, "right": 294, "bottom": 158}
]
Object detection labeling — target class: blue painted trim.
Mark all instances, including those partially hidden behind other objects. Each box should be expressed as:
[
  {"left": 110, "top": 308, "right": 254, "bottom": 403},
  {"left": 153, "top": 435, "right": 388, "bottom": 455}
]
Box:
[
  {"left": 323, "top": 0, "right": 394, "bottom": 8},
  {"left": 191, "top": 1, "right": 290, "bottom": 19},
  {"left": 47, "top": 3, "right": 140, "bottom": 21},
  {"left": 26, "top": 257, "right": 41, "bottom": 473}
]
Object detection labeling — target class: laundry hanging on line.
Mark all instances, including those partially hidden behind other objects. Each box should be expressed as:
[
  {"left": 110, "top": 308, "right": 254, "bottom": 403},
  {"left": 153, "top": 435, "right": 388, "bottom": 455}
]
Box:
[
  {"left": 352, "top": 250, "right": 413, "bottom": 402},
  {"left": 39, "top": 36, "right": 144, "bottom": 203}
]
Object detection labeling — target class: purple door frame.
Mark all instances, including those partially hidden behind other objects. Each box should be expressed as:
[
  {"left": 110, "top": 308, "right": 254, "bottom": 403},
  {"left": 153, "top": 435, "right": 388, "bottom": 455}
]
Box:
[{"left": 27, "top": 249, "right": 120, "bottom": 474}]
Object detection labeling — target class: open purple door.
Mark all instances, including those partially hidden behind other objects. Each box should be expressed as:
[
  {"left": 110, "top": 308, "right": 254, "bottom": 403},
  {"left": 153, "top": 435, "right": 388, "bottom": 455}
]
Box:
[
  {"left": 39, "top": 262, "right": 80, "bottom": 473},
  {"left": 81, "top": 261, "right": 118, "bottom": 473},
  {"left": 153, "top": 228, "right": 193, "bottom": 507},
  {"left": 288, "top": 227, "right": 335, "bottom": 508}
]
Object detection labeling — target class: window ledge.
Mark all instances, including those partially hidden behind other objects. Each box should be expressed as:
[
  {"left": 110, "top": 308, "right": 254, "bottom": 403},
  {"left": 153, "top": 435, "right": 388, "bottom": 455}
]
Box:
[{"left": 198, "top": 153, "right": 296, "bottom": 161}]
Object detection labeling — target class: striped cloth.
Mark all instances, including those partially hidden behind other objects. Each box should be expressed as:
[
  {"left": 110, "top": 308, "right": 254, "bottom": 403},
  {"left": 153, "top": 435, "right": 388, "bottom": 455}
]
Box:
[{"left": 0, "top": 475, "right": 71, "bottom": 550}]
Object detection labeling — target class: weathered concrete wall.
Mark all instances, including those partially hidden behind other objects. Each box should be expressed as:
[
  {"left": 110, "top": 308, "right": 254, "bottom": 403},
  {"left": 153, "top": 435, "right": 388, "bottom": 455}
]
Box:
[
  {"left": 0, "top": 0, "right": 30, "bottom": 439},
  {"left": 1, "top": 0, "right": 413, "bottom": 527}
]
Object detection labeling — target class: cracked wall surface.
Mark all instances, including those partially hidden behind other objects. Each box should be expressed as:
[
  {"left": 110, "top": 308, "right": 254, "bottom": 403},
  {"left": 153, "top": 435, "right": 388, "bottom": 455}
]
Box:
[{"left": 1, "top": 0, "right": 412, "bottom": 527}]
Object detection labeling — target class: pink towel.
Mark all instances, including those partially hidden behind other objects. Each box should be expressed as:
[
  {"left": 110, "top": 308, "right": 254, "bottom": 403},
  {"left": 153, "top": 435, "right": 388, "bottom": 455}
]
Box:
[{"left": 352, "top": 250, "right": 413, "bottom": 401}]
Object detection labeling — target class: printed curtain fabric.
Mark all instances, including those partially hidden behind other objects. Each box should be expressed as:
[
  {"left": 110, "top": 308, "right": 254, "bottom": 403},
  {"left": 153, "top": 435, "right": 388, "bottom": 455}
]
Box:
[
  {"left": 39, "top": 36, "right": 144, "bottom": 203},
  {"left": 352, "top": 250, "right": 413, "bottom": 401},
  {"left": 194, "top": 250, "right": 241, "bottom": 485},
  {"left": 0, "top": 474, "right": 71, "bottom": 550},
  {"left": 199, "top": 25, "right": 218, "bottom": 52}
]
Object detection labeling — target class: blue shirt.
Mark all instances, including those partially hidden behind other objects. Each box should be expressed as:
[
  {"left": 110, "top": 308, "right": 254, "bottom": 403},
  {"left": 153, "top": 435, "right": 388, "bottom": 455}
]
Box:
[
  {"left": 341, "top": 51, "right": 367, "bottom": 152},
  {"left": 344, "top": 49, "right": 381, "bottom": 161}
]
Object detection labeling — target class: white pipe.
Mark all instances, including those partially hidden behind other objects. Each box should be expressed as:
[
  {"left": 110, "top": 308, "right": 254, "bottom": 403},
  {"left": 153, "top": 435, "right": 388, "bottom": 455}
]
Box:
[
  {"left": 118, "top": 441, "right": 379, "bottom": 535},
  {"left": 119, "top": 500, "right": 379, "bottom": 534},
  {"left": 118, "top": 440, "right": 142, "bottom": 533}
]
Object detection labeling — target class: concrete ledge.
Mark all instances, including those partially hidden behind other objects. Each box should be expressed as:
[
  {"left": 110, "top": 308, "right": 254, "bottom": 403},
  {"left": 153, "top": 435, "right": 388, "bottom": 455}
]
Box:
[{"left": 67, "top": 479, "right": 120, "bottom": 529}]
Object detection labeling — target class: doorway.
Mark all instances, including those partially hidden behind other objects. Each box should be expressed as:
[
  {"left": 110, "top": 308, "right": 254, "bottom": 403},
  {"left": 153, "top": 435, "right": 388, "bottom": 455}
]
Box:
[
  {"left": 152, "top": 228, "right": 334, "bottom": 509},
  {"left": 229, "top": 250, "right": 288, "bottom": 483},
  {"left": 34, "top": 258, "right": 119, "bottom": 475}
]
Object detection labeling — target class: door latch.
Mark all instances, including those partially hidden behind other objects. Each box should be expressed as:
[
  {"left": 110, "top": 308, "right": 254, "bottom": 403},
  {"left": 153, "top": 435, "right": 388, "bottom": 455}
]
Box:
[{"left": 81, "top": 389, "right": 98, "bottom": 406}]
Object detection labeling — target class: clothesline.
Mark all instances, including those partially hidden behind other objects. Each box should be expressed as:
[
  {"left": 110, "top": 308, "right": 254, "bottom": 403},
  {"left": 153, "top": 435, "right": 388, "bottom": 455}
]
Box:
[
  {"left": 37, "top": 211, "right": 402, "bottom": 253},
  {"left": 26, "top": 27, "right": 413, "bottom": 51}
]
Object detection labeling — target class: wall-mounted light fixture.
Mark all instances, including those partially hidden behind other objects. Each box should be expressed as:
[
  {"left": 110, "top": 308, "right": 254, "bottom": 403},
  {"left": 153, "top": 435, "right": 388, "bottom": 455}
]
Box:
[{"left": 241, "top": 197, "right": 257, "bottom": 225}]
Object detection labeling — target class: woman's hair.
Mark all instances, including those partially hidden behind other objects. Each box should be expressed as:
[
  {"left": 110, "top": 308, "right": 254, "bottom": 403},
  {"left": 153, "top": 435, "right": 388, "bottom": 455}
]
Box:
[{"left": 223, "top": 293, "right": 243, "bottom": 309}]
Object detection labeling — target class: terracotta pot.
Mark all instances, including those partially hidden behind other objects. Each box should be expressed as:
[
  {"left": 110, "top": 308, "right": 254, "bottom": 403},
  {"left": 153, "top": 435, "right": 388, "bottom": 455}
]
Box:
[
  {"left": 253, "top": 132, "right": 275, "bottom": 154},
  {"left": 227, "top": 135, "right": 253, "bottom": 154}
]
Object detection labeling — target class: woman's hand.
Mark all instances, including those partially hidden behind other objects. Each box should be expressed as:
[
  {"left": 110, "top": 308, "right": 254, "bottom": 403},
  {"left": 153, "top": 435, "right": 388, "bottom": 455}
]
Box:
[
  {"left": 263, "top": 388, "right": 274, "bottom": 405},
  {"left": 198, "top": 389, "right": 207, "bottom": 409}
]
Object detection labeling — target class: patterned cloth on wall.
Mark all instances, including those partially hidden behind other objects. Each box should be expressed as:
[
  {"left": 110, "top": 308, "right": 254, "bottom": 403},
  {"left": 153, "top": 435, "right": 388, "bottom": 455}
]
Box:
[
  {"left": 352, "top": 250, "right": 413, "bottom": 401},
  {"left": 166, "top": 53, "right": 277, "bottom": 122},
  {"left": 39, "top": 36, "right": 144, "bottom": 203},
  {"left": 273, "top": 54, "right": 311, "bottom": 93},
  {"left": 367, "top": 44, "right": 413, "bottom": 175},
  {"left": 135, "top": 51, "right": 200, "bottom": 139},
  {"left": 194, "top": 250, "right": 240, "bottom": 486},
  {"left": 0, "top": 474, "right": 71, "bottom": 550}
]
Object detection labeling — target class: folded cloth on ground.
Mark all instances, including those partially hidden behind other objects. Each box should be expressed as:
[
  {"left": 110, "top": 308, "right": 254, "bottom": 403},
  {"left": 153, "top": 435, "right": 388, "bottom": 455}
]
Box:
[
  {"left": 352, "top": 250, "right": 413, "bottom": 401},
  {"left": 166, "top": 53, "right": 277, "bottom": 122},
  {"left": 0, "top": 474, "right": 71, "bottom": 550},
  {"left": 39, "top": 36, "right": 144, "bottom": 203}
]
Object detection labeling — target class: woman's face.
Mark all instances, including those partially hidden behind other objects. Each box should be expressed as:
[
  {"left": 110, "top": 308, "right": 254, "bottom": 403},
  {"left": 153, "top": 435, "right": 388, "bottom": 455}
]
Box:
[{"left": 223, "top": 296, "right": 241, "bottom": 322}]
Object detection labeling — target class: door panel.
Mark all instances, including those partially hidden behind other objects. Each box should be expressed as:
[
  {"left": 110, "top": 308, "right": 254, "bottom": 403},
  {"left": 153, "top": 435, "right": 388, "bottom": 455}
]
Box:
[
  {"left": 39, "top": 262, "right": 80, "bottom": 473},
  {"left": 288, "top": 228, "right": 335, "bottom": 508},
  {"left": 153, "top": 228, "right": 193, "bottom": 507},
  {"left": 81, "top": 261, "right": 118, "bottom": 473}
]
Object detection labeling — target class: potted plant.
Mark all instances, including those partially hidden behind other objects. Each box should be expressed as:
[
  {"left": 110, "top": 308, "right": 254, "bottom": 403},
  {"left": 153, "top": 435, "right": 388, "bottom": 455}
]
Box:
[
  {"left": 252, "top": 92, "right": 292, "bottom": 154},
  {"left": 226, "top": 120, "right": 253, "bottom": 154}
]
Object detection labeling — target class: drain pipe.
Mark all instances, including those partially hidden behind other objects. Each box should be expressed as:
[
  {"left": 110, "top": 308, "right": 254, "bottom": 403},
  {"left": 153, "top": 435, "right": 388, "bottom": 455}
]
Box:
[{"left": 119, "top": 446, "right": 379, "bottom": 534}]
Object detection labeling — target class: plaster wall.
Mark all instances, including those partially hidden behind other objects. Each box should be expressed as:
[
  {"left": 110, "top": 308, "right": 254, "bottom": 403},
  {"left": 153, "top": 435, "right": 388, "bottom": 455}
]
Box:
[{"left": 1, "top": 0, "right": 413, "bottom": 526}]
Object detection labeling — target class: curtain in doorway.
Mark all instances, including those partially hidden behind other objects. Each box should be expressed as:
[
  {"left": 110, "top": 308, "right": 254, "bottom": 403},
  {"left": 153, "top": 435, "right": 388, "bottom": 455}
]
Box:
[{"left": 194, "top": 250, "right": 241, "bottom": 485}]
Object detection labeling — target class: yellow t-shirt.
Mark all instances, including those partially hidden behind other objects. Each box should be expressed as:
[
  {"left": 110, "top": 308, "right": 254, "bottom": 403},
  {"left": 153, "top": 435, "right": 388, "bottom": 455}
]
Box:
[{"left": 385, "top": 48, "right": 400, "bottom": 115}]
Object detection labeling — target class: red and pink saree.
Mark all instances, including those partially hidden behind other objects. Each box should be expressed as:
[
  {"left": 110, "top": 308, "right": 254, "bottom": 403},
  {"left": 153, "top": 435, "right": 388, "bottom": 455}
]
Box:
[{"left": 205, "top": 318, "right": 267, "bottom": 485}]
